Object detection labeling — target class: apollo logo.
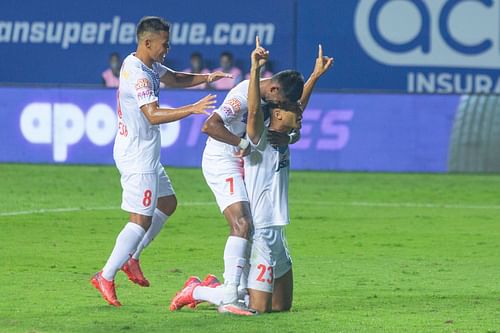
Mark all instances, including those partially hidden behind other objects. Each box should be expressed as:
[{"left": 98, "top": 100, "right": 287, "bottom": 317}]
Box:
[
  {"left": 20, "top": 102, "right": 180, "bottom": 162},
  {"left": 354, "top": 0, "right": 500, "bottom": 69}
]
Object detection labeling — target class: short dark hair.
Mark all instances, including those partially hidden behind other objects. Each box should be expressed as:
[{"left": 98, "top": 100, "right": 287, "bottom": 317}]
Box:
[
  {"left": 271, "top": 70, "right": 305, "bottom": 103},
  {"left": 136, "top": 16, "right": 170, "bottom": 41}
]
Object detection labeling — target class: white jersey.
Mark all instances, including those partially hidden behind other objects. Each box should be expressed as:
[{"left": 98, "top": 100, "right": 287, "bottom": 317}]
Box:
[
  {"left": 244, "top": 128, "right": 290, "bottom": 229},
  {"left": 204, "top": 80, "right": 268, "bottom": 158},
  {"left": 113, "top": 53, "right": 169, "bottom": 173}
]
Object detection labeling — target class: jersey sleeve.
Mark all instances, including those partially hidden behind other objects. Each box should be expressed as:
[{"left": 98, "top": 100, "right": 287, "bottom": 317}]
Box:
[
  {"left": 155, "top": 63, "right": 171, "bottom": 78},
  {"left": 214, "top": 93, "right": 248, "bottom": 126},
  {"left": 131, "top": 70, "right": 158, "bottom": 108}
]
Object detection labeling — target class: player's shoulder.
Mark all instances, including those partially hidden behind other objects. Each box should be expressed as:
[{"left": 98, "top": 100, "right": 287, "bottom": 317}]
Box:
[
  {"left": 122, "top": 54, "right": 140, "bottom": 71},
  {"left": 233, "top": 79, "right": 249, "bottom": 92},
  {"left": 224, "top": 80, "right": 249, "bottom": 103},
  {"left": 121, "top": 55, "right": 154, "bottom": 87}
]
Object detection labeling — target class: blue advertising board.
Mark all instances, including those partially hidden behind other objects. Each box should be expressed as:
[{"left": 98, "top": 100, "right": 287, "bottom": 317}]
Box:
[
  {"left": 297, "top": 0, "right": 500, "bottom": 93},
  {"left": 1, "top": 0, "right": 499, "bottom": 93},
  {"left": 0, "top": 0, "right": 294, "bottom": 84},
  {"left": 0, "top": 87, "right": 460, "bottom": 172}
]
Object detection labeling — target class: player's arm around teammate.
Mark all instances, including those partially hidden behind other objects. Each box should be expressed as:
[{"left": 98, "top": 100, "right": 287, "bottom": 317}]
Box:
[{"left": 160, "top": 68, "right": 232, "bottom": 89}]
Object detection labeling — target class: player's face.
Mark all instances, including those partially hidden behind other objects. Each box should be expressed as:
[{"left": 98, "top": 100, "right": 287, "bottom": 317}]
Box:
[
  {"left": 274, "top": 106, "right": 302, "bottom": 130},
  {"left": 149, "top": 31, "right": 170, "bottom": 63}
]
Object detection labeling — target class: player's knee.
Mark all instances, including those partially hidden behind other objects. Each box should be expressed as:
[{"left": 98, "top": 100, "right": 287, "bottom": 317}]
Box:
[
  {"left": 272, "top": 302, "right": 292, "bottom": 312},
  {"left": 249, "top": 296, "right": 272, "bottom": 314},
  {"left": 231, "top": 215, "right": 251, "bottom": 238},
  {"left": 157, "top": 195, "right": 177, "bottom": 216}
]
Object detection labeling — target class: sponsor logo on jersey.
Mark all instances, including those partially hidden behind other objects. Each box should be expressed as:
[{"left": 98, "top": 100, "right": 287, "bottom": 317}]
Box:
[
  {"left": 274, "top": 146, "right": 290, "bottom": 172},
  {"left": 226, "top": 98, "right": 241, "bottom": 114},
  {"left": 137, "top": 89, "right": 153, "bottom": 101},
  {"left": 135, "top": 78, "right": 151, "bottom": 90}
]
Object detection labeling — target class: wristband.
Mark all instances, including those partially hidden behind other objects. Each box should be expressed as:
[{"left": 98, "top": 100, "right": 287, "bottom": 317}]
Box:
[{"left": 238, "top": 138, "right": 250, "bottom": 150}]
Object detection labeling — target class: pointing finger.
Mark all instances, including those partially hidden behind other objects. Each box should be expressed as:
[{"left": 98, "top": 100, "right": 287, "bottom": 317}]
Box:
[
  {"left": 256, "top": 35, "right": 261, "bottom": 48},
  {"left": 318, "top": 44, "right": 323, "bottom": 58}
]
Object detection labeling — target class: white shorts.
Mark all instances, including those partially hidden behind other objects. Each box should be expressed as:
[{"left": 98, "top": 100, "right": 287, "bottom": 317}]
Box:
[
  {"left": 202, "top": 153, "right": 248, "bottom": 213},
  {"left": 118, "top": 165, "right": 175, "bottom": 216},
  {"left": 248, "top": 226, "right": 292, "bottom": 293}
]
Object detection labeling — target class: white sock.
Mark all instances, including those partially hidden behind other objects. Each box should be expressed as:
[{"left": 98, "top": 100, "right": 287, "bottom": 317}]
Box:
[
  {"left": 243, "top": 293, "right": 250, "bottom": 307},
  {"left": 238, "top": 243, "right": 251, "bottom": 291},
  {"left": 193, "top": 286, "right": 224, "bottom": 305},
  {"left": 222, "top": 236, "right": 248, "bottom": 303},
  {"left": 132, "top": 209, "right": 169, "bottom": 260},
  {"left": 102, "top": 222, "right": 145, "bottom": 281}
]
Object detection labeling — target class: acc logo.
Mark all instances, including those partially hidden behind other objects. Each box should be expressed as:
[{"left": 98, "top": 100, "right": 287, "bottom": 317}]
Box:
[{"left": 354, "top": 0, "right": 500, "bottom": 69}]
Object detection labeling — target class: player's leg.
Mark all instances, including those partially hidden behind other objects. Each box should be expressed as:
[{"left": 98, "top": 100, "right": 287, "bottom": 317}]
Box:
[
  {"left": 270, "top": 227, "right": 293, "bottom": 312},
  {"left": 271, "top": 268, "right": 293, "bottom": 312},
  {"left": 124, "top": 167, "right": 176, "bottom": 286},
  {"left": 202, "top": 155, "right": 252, "bottom": 305},
  {"left": 221, "top": 200, "right": 252, "bottom": 304},
  {"left": 92, "top": 172, "right": 157, "bottom": 305},
  {"left": 131, "top": 167, "right": 176, "bottom": 260},
  {"left": 247, "top": 228, "right": 275, "bottom": 313},
  {"left": 248, "top": 289, "right": 272, "bottom": 313}
]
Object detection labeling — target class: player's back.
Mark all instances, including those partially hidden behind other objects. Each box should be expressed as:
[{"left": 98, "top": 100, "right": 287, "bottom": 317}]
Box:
[
  {"left": 244, "top": 128, "right": 290, "bottom": 229},
  {"left": 113, "top": 54, "right": 165, "bottom": 173}
]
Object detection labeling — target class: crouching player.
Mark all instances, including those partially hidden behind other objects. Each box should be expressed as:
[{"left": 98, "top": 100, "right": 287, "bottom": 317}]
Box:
[{"left": 169, "top": 37, "right": 303, "bottom": 314}]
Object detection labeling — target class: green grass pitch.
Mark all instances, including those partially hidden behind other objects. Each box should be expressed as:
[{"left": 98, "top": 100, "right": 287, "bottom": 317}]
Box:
[{"left": 0, "top": 164, "right": 499, "bottom": 333}]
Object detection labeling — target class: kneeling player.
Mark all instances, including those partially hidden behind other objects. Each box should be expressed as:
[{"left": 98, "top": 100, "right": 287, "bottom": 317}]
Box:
[{"left": 243, "top": 37, "right": 301, "bottom": 313}]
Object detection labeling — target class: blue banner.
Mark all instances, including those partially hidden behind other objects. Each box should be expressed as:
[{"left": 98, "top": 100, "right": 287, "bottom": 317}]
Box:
[
  {"left": 297, "top": 0, "right": 500, "bottom": 93},
  {"left": 0, "top": 87, "right": 460, "bottom": 172},
  {"left": 0, "top": 0, "right": 293, "bottom": 85},
  {"left": 1, "top": 0, "right": 499, "bottom": 93}
]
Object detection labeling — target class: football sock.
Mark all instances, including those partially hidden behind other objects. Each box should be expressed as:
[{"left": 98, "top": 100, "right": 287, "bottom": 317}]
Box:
[
  {"left": 193, "top": 285, "right": 224, "bottom": 305},
  {"left": 238, "top": 246, "right": 251, "bottom": 291},
  {"left": 222, "top": 236, "right": 248, "bottom": 303},
  {"left": 132, "top": 209, "right": 169, "bottom": 260},
  {"left": 102, "top": 222, "right": 145, "bottom": 281}
]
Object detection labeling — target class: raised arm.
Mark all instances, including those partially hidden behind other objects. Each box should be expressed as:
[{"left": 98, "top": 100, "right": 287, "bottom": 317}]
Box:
[
  {"left": 246, "top": 36, "right": 269, "bottom": 145},
  {"left": 300, "top": 44, "right": 334, "bottom": 110},
  {"left": 141, "top": 94, "right": 216, "bottom": 125},
  {"left": 160, "top": 69, "right": 232, "bottom": 88}
]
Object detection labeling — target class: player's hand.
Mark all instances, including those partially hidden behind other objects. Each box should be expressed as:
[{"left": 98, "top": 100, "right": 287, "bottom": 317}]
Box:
[
  {"left": 312, "top": 44, "right": 334, "bottom": 78},
  {"left": 234, "top": 144, "right": 251, "bottom": 158},
  {"left": 251, "top": 36, "right": 269, "bottom": 69},
  {"left": 192, "top": 94, "right": 217, "bottom": 115},
  {"left": 207, "top": 71, "right": 232, "bottom": 83},
  {"left": 267, "top": 130, "right": 290, "bottom": 147}
]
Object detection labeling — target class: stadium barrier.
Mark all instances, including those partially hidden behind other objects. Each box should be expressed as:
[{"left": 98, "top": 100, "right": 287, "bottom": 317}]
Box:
[{"left": 3, "top": 86, "right": 493, "bottom": 173}]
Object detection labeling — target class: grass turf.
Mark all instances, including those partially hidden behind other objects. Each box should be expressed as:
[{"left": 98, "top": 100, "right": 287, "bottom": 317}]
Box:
[{"left": 0, "top": 164, "right": 499, "bottom": 333}]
